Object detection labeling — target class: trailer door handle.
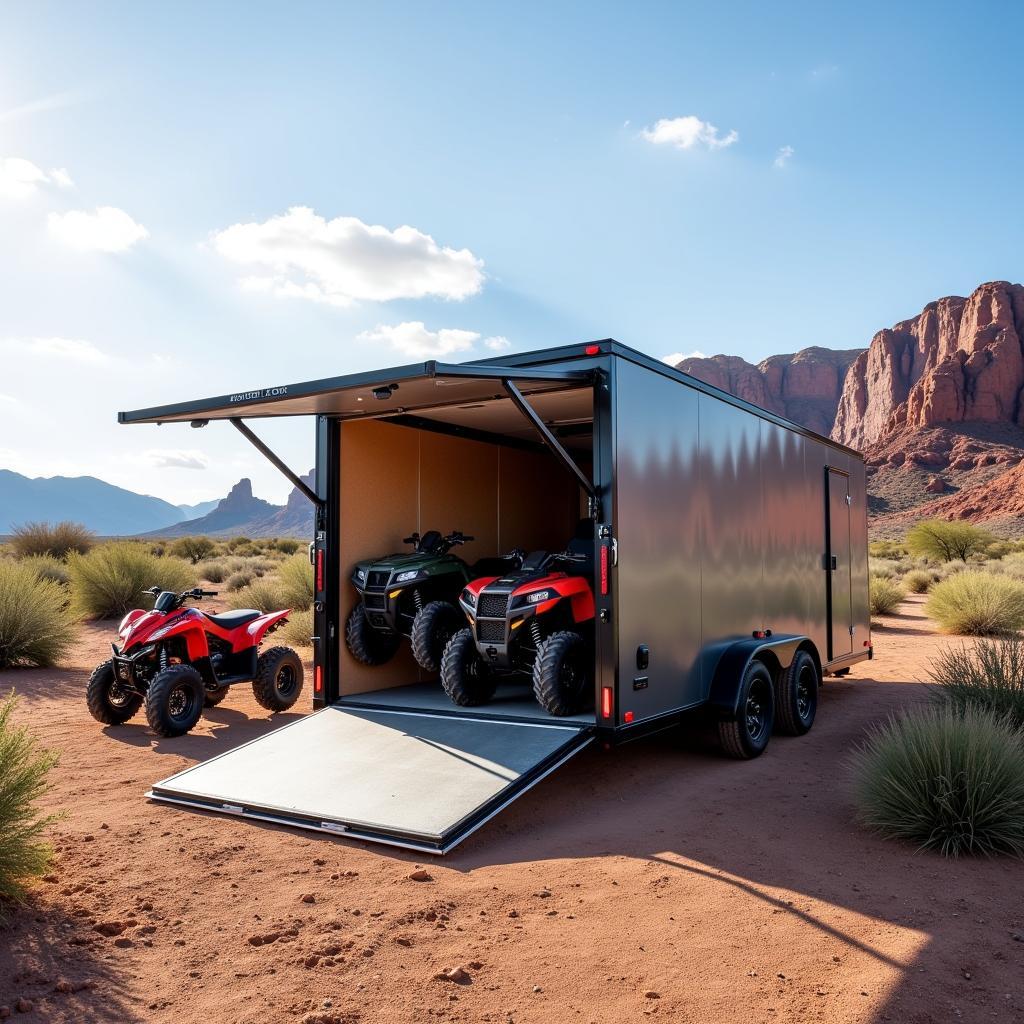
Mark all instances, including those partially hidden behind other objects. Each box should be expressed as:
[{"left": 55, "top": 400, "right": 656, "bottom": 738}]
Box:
[
  {"left": 823, "top": 555, "right": 837, "bottom": 570},
  {"left": 611, "top": 538, "right": 618, "bottom": 566}
]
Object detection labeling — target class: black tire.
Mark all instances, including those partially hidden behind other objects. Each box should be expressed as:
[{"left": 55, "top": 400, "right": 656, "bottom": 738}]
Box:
[
  {"left": 440, "top": 628, "right": 496, "bottom": 706},
  {"left": 532, "top": 631, "right": 591, "bottom": 717},
  {"left": 252, "top": 646, "right": 304, "bottom": 712},
  {"left": 86, "top": 659, "right": 143, "bottom": 725},
  {"left": 345, "top": 604, "right": 400, "bottom": 666},
  {"left": 204, "top": 687, "right": 228, "bottom": 708},
  {"left": 145, "top": 664, "right": 205, "bottom": 738},
  {"left": 411, "top": 600, "right": 465, "bottom": 674},
  {"left": 718, "top": 659, "right": 775, "bottom": 759},
  {"left": 774, "top": 649, "right": 819, "bottom": 736}
]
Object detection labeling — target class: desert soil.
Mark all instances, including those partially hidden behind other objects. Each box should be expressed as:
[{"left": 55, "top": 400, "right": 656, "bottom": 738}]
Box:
[{"left": 1, "top": 596, "right": 1023, "bottom": 1024}]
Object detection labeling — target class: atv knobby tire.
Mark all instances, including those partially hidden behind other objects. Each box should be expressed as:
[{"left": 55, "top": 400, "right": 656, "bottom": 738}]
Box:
[
  {"left": 718, "top": 659, "right": 775, "bottom": 759},
  {"left": 440, "top": 628, "right": 496, "bottom": 706},
  {"left": 411, "top": 600, "right": 465, "bottom": 674},
  {"left": 86, "top": 659, "right": 143, "bottom": 725},
  {"left": 774, "top": 649, "right": 818, "bottom": 736},
  {"left": 203, "top": 687, "right": 228, "bottom": 708},
  {"left": 145, "top": 664, "right": 205, "bottom": 737},
  {"left": 532, "top": 631, "right": 591, "bottom": 717},
  {"left": 345, "top": 604, "right": 400, "bottom": 666},
  {"left": 252, "top": 646, "right": 304, "bottom": 712}
]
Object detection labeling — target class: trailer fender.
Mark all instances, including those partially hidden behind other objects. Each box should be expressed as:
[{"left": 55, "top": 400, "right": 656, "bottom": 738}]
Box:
[{"left": 707, "top": 635, "right": 820, "bottom": 719}]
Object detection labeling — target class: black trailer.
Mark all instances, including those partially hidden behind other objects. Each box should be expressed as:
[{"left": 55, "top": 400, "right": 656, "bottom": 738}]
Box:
[{"left": 119, "top": 340, "right": 871, "bottom": 853}]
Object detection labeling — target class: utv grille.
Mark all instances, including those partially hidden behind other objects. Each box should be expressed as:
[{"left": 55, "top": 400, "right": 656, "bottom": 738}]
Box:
[
  {"left": 477, "top": 593, "right": 510, "bottom": 618},
  {"left": 366, "top": 571, "right": 390, "bottom": 590},
  {"left": 477, "top": 619, "right": 506, "bottom": 643},
  {"left": 363, "top": 594, "right": 386, "bottom": 610}
]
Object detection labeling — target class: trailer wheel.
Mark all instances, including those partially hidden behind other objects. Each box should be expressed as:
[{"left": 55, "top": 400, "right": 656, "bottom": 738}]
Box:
[
  {"left": 410, "top": 600, "right": 465, "bottom": 674},
  {"left": 145, "top": 664, "right": 205, "bottom": 738},
  {"left": 86, "top": 659, "right": 143, "bottom": 725},
  {"left": 440, "top": 628, "right": 496, "bottom": 706},
  {"left": 718, "top": 659, "right": 775, "bottom": 759},
  {"left": 774, "top": 650, "right": 819, "bottom": 736},
  {"left": 345, "top": 604, "right": 400, "bottom": 666},
  {"left": 203, "top": 686, "right": 228, "bottom": 708},
  {"left": 252, "top": 646, "right": 304, "bottom": 712},
  {"left": 533, "top": 631, "right": 591, "bottom": 717}
]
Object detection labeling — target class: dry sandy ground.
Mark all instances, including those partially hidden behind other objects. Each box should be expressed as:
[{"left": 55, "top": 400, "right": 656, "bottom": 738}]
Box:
[{"left": 1, "top": 595, "right": 1023, "bottom": 1024}]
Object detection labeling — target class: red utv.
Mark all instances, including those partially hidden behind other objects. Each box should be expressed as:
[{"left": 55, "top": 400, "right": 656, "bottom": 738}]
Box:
[
  {"left": 86, "top": 587, "right": 303, "bottom": 738},
  {"left": 440, "top": 522, "right": 595, "bottom": 716}
]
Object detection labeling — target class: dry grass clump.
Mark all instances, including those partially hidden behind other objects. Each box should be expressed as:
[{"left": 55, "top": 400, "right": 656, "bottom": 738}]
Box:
[
  {"left": 930, "top": 637, "right": 1024, "bottom": 732},
  {"left": 869, "top": 576, "right": 904, "bottom": 616},
  {"left": 228, "top": 577, "right": 287, "bottom": 613},
  {"left": 903, "top": 569, "right": 937, "bottom": 594},
  {"left": 226, "top": 570, "right": 256, "bottom": 592},
  {"left": 0, "top": 562, "right": 78, "bottom": 669},
  {"left": 11, "top": 521, "right": 95, "bottom": 560},
  {"left": 925, "top": 572, "right": 1024, "bottom": 636},
  {"left": 277, "top": 553, "right": 314, "bottom": 611},
  {"left": 21, "top": 554, "right": 70, "bottom": 587},
  {"left": 277, "top": 608, "right": 313, "bottom": 648},
  {"left": 851, "top": 706, "right": 1024, "bottom": 857},
  {"left": 68, "top": 542, "right": 195, "bottom": 619}
]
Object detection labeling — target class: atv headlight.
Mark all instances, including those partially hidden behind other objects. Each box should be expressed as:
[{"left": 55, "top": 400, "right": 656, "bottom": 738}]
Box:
[
  {"left": 395, "top": 569, "right": 421, "bottom": 583},
  {"left": 527, "top": 590, "right": 551, "bottom": 604},
  {"left": 462, "top": 588, "right": 476, "bottom": 608},
  {"left": 356, "top": 568, "right": 367, "bottom": 581}
]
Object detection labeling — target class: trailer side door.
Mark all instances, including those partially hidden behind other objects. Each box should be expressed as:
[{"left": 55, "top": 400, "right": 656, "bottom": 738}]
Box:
[{"left": 826, "top": 467, "right": 854, "bottom": 660}]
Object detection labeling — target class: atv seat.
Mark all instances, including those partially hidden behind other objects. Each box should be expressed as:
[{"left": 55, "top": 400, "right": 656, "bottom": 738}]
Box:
[{"left": 204, "top": 609, "right": 262, "bottom": 629}]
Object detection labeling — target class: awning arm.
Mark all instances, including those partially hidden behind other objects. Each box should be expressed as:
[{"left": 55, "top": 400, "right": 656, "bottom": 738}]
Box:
[
  {"left": 502, "top": 380, "right": 600, "bottom": 519},
  {"left": 230, "top": 418, "right": 321, "bottom": 507}
]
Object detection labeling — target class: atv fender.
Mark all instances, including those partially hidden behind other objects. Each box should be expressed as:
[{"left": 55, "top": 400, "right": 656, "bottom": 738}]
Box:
[
  {"left": 245, "top": 609, "right": 291, "bottom": 645},
  {"left": 706, "top": 635, "right": 820, "bottom": 719}
]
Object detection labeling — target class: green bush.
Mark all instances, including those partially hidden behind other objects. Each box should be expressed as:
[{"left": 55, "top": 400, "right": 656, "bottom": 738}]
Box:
[
  {"left": 68, "top": 542, "right": 195, "bottom": 619},
  {"left": 228, "top": 577, "right": 286, "bottom": 612},
  {"left": 277, "top": 608, "right": 314, "bottom": 648},
  {"left": 272, "top": 538, "right": 303, "bottom": 555},
  {"left": 869, "top": 576, "right": 904, "bottom": 616},
  {"left": 200, "top": 559, "right": 230, "bottom": 584},
  {"left": 869, "top": 539, "right": 908, "bottom": 559},
  {"left": 930, "top": 637, "right": 1024, "bottom": 731},
  {"left": 926, "top": 572, "right": 1024, "bottom": 635},
  {"left": 0, "top": 692, "right": 61, "bottom": 907},
  {"left": 0, "top": 562, "right": 78, "bottom": 669},
  {"left": 851, "top": 706, "right": 1024, "bottom": 857},
  {"left": 169, "top": 536, "right": 215, "bottom": 564},
  {"left": 21, "top": 554, "right": 70, "bottom": 587},
  {"left": 907, "top": 519, "right": 994, "bottom": 564},
  {"left": 277, "top": 553, "right": 314, "bottom": 611},
  {"left": 903, "top": 569, "right": 936, "bottom": 594},
  {"left": 11, "top": 521, "right": 95, "bottom": 560}
]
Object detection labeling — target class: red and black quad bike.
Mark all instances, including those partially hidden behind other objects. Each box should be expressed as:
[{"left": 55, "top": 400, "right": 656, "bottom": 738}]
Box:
[
  {"left": 86, "top": 587, "right": 303, "bottom": 738},
  {"left": 441, "top": 521, "right": 595, "bottom": 717}
]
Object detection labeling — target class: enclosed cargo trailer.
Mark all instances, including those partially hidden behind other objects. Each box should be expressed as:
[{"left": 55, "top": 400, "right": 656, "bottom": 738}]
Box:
[{"left": 119, "top": 340, "right": 870, "bottom": 853}]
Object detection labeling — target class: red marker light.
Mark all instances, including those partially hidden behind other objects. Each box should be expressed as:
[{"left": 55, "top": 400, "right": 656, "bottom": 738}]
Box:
[
  {"left": 600, "top": 544, "right": 609, "bottom": 595},
  {"left": 315, "top": 666, "right": 323, "bottom": 693},
  {"left": 601, "top": 686, "right": 612, "bottom": 718},
  {"left": 624, "top": 711, "right": 634, "bottom": 724},
  {"left": 585, "top": 344, "right": 600, "bottom": 355},
  {"left": 316, "top": 548, "right": 324, "bottom": 592}
]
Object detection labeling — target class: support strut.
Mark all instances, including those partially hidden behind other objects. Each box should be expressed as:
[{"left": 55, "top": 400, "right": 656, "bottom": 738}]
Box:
[{"left": 230, "top": 418, "right": 321, "bottom": 507}]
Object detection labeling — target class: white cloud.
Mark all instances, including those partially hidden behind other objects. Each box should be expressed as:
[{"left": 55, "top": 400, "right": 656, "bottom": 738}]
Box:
[
  {"left": 774, "top": 145, "right": 795, "bottom": 168},
  {"left": 1, "top": 336, "right": 109, "bottom": 362},
  {"left": 662, "top": 350, "right": 707, "bottom": 364},
  {"left": 212, "top": 206, "right": 484, "bottom": 307},
  {"left": 48, "top": 206, "right": 148, "bottom": 252},
  {"left": 357, "top": 322, "right": 480, "bottom": 359},
  {"left": 641, "top": 116, "right": 738, "bottom": 151},
  {"left": 0, "top": 157, "right": 74, "bottom": 200},
  {"left": 146, "top": 449, "right": 210, "bottom": 470},
  {"left": 484, "top": 336, "right": 512, "bottom": 352}
]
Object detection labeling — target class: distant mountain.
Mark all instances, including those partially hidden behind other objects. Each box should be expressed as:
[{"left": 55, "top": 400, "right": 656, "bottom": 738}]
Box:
[
  {"left": 0, "top": 469, "right": 188, "bottom": 535},
  {"left": 177, "top": 499, "right": 219, "bottom": 519}
]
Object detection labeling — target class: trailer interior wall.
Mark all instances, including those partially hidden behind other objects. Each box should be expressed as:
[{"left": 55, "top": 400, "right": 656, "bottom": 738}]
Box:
[
  {"left": 612, "top": 360, "right": 869, "bottom": 724},
  {"left": 337, "top": 417, "right": 587, "bottom": 695}
]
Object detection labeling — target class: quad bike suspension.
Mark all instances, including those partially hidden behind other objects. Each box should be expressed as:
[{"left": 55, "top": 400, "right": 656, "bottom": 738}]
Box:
[
  {"left": 529, "top": 619, "right": 544, "bottom": 649},
  {"left": 413, "top": 589, "right": 423, "bottom": 612}
]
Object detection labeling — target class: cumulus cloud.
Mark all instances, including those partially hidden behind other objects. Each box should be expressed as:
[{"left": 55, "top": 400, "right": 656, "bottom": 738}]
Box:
[
  {"left": 0, "top": 157, "right": 74, "bottom": 200},
  {"left": 774, "top": 145, "right": 795, "bottom": 168},
  {"left": 212, "top": 206, "right": 485, "bottom": 307},
  {"left": 641, "top": 116, "right": 738, "bottom": 151},
  {"left": 358, "top": 321, "right": 480, "bottom": 359},
  {"left": 147, "top": 449, "right": 210, "bottom": 470},
  {"left": 1, "top": 336, "right": 108, "bottom": 362},
  {"left": 48, "top": 206, "right": 148, "bottom": 252},
  {"left": 484, "top": 336, "right": 512, "bottom": 352},
  {"left": 662, "top": 350, "right": 707, "bottom": 364}
]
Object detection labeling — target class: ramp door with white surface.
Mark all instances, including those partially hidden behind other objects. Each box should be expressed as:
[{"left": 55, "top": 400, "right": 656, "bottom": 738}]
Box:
[{"left": 149, "top": 706, "right": 592, "bottom": 854}]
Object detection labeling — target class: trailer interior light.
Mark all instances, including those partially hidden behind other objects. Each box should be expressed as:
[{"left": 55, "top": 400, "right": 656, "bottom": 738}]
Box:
[
  {"left": 601, "top": 687, "right": 612, "bottom": 718},
  {"left": 585, "top": 344, "right": 600, "bottom": 355},
  {"left": 623, "top": 711, "right": 634, "bottom": 724},
  {"left": 314, "top": 666, "right": 323, "bottom": 694}
]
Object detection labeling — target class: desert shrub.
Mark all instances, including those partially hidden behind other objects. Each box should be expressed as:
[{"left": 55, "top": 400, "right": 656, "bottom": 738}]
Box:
[
  {"left": 200, "top": 559, "right": 230, "bottom": 584},
  {"left": 68, "top": 542, "right": 195, "bottom": 619},
  {"left": 0, "top": 562, "right": 78, "bottom": 669},
  {"left": 926, "top": 572, "right": 1024, "bottom": 636},
  {"left": 868, "top": 558, "right": 898, "bottom": 579},
  {"left": 869, "top": 576, "right": 904, "bottom": 616},
  {"left": 11, "top": 521, "right": 95, "bottom": 560},
  {"left": 869, "top": 539, "right": 907, "bottom": 559},
  {"left": 228, "top": 577, "right": 286, "bottom": 613},
  {"left": 226, "top": 570, "right": 256, "bottom": 592},
  {"left": 996, "top": 553, "right": 1024, "bottom": 580},
  {"left": 169, "top": 536, "right": 215, "bottom": 564},
  {"left": 851, "top": 706, "right": 1024, "bottom": 857},
  {"left": 903, "top": 569, "right": 936, "bottom": 594},
  {"left": 226, "top": 536, "right": 256, "bottom": 553},
  {"left": 0, "top": 692, "right": 61, "bottom": 907},
  {"left": 907, "top": 519, "right": 994, "bottom": 564},
  {"left": 930, "top": 637, "right": 1024, "bottom": 731},
  {"left": 984, "top": 540, "right": 1014, "bottom": 560},
  {"left": 272, "top": 538, "right": 303, "bottom": 555},
  {"left": 277, "top": 553, "right": 314, "bottom": 611},
  {"left": 277, "top": 608, "right": 314, "bottom": 648},
  {"left": 21, "top": 554, "right": 70, "bottom": 587}
]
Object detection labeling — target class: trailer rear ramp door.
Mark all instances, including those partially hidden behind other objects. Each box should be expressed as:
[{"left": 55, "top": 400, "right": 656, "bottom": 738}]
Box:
[{"left": 148, "top": 707, "right": 592, "bottom": 854}]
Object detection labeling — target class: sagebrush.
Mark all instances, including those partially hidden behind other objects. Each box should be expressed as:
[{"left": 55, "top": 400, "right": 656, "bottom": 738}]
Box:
[
  {"left": 930, "top": 637, "right": 1024, "bottom": 731},
  {"left": 926, "top": 572, "right": 1024, "bottom": 635},
  {"left": 277, "top": 553, "right": 314, "bottom": 611},
  {"left": 277, "top": 608, "right": 313, "bottom": 648},
  {"left": 228, "top": 577, "right": 287, "bottom": 613},
  {"left": 869, "top": 576, "right": 904, "bottom": 616},
  {"left": 11, "top": 521, "right": 94, "bottom": 560},
  {"left": 68, "top": 542, "right": 195, "bottom": 618},
  {"left": 0, "top": 561, "right": 78, "bottom": 669}
]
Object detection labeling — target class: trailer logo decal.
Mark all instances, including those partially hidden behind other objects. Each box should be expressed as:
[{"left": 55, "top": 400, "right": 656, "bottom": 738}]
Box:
[{"left": 229, "top": 386, "right": 289, "bottom": 403}]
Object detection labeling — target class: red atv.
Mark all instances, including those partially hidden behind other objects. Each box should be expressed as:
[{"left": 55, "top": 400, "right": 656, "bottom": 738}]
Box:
[
  {"left": 441, "top": 523, "right": 595, "bottom": 716},
  {"left": 86, "top": 586, "right": 303, "bottom": 738}
]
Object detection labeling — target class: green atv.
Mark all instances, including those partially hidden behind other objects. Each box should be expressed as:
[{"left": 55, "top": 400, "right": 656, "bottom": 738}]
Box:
[{"left": 346, "top": 530, "right": 523, "bottom": 673}]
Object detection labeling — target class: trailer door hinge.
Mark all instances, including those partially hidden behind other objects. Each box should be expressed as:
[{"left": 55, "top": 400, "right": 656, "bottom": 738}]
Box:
[
  {"left": 611, "top": 537, "right": 618, "bottom": 566},
  {"left": 849, "top": 626, "right": 855, "bottom": 636},
  {"left": 845, "top": 494, "right": 852, "bottom": 506}
]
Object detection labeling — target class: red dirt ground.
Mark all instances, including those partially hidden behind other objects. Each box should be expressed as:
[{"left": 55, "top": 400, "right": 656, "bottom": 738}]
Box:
[{"left": 2, "top": 596, "right": 1022, "bottom": 1023}]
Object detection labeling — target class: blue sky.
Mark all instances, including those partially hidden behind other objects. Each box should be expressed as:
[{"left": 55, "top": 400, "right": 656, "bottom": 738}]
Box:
[{"left": 2, "top": 1, "right": 1022, "bottom": 504}]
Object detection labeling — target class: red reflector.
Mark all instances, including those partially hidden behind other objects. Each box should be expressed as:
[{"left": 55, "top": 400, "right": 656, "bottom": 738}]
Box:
[
  {"left": 316, "top": 549, "right": 324, "bottom": 592},
  {"left": 863, "top": 640, "right": 869, "bottom": 647},
  {"left": 600, "top": 544, "right": 609, "bottom": 595},
  {"left": 624, "top": 711, "right": 634, "bottom": 724},
  {"left": 601, "top": 686, "right": 612, "bottom": 718},
  {"left": 585, "top": 344, "right": 600, "bottom": 355},
  {"left": 753, "top": 630, "right": 766, "bottom": 640},
  {"left": 315, "top": 666, "right": 323, "bottom": 693}
]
